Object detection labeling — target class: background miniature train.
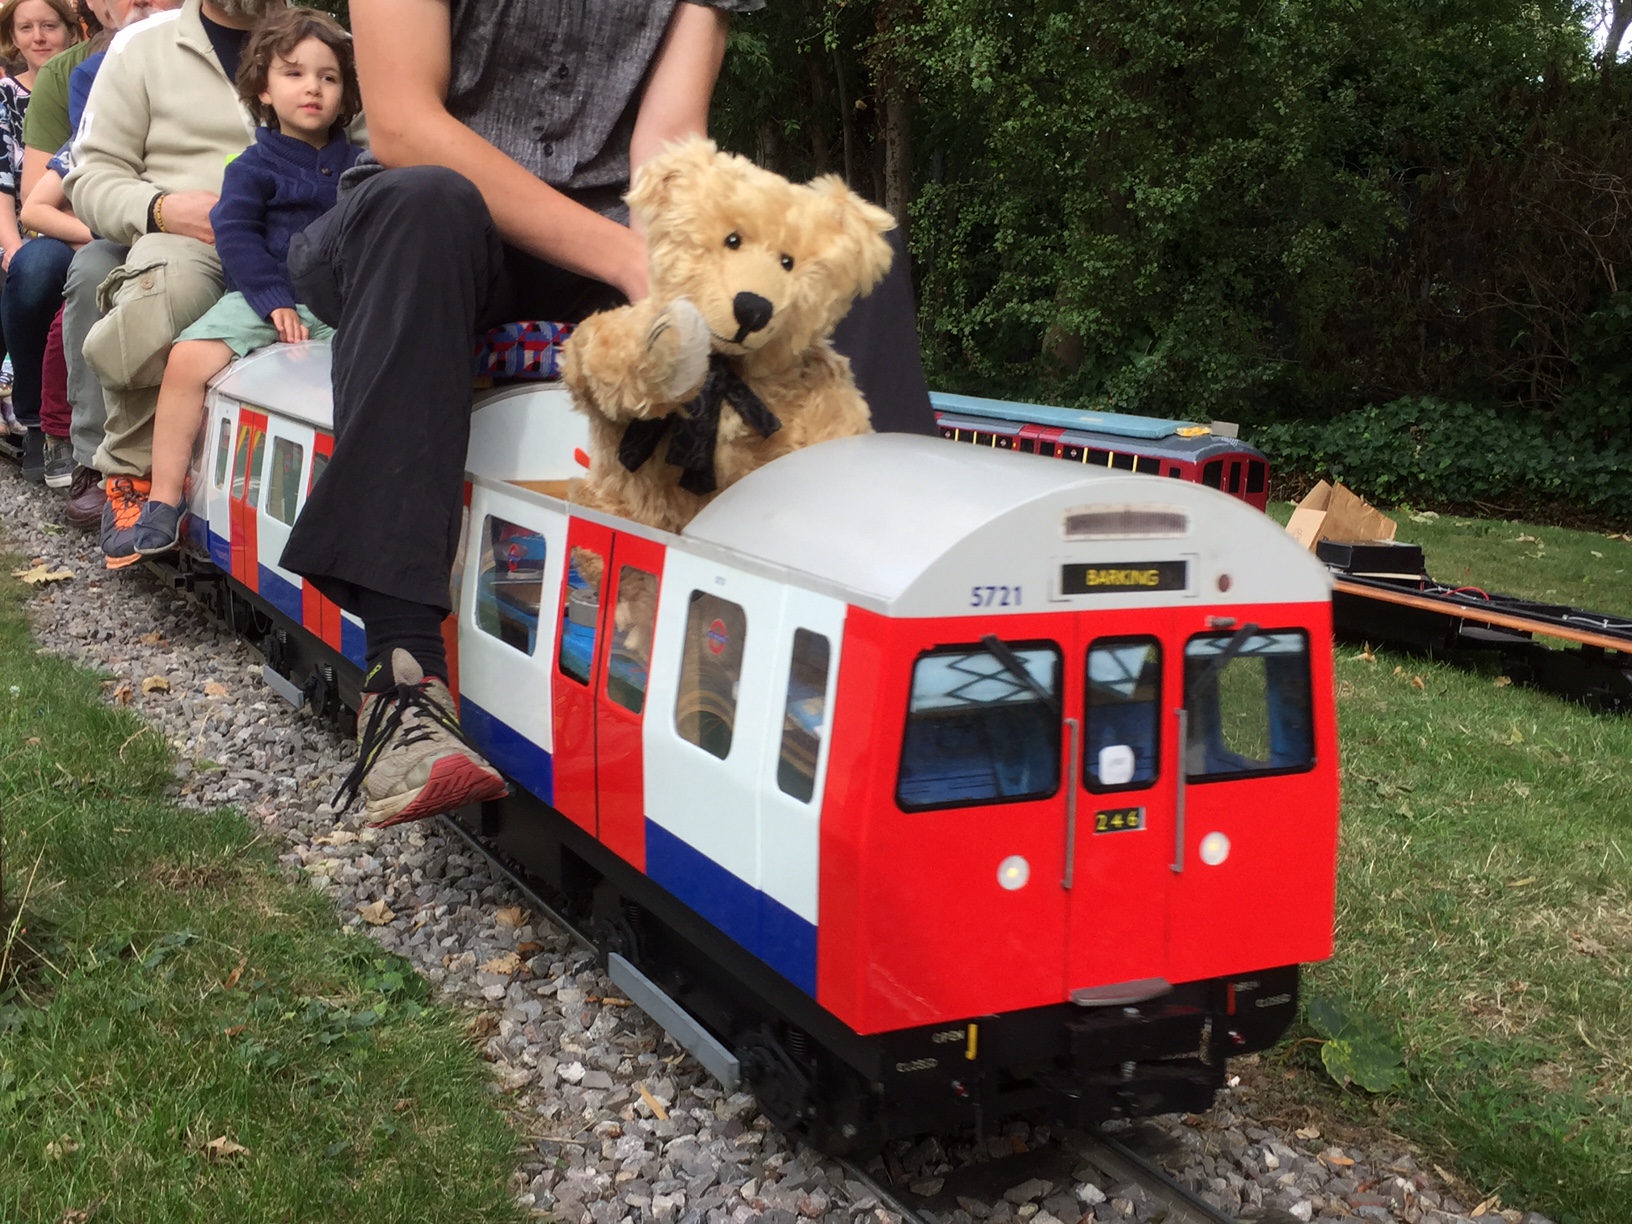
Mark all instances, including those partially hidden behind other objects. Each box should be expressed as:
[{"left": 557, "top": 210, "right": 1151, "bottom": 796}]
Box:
[
  {"left": 933, "top": 391, "right": 1272, "bottom": 512},
  {"left": 155, "top": 339, "right": 1339, "bottom": 1151}
]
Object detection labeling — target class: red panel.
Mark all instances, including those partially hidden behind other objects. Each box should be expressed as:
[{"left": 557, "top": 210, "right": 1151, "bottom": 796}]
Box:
[
  {"left": 818, "top": 608, "right": 1072, "bottom": 1034},
  {"left": 551, "top": 517, "right": 614, "bottom": 835},
  {"left": 1065, "top": 610, "right": 1175, "bottom": 994},
  {"left": 1164, "top": 601, "right": 1340, "bottom": 983},
  {"left": 593, "top": 533, "right": 665, "bottom": 871},
  {"left": 229, "top": 410, "right": 268, "bottom": 593}
]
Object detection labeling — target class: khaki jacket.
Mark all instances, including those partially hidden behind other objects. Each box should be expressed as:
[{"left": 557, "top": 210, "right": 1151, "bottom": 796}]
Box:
[{"left": 64, "top": 0, "right": 254, "bottom": 246}]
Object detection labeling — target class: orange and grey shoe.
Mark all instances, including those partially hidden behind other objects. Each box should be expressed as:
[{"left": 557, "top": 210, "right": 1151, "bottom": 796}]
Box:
[
  {"left": 101, "top": 475, "right": 152, "bottom": 570},
  {"left": 332, "top": 649, "right": 508, "bottom": 828}
]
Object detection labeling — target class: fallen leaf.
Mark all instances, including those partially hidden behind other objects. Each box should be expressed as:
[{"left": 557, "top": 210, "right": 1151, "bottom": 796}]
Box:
[
  {"left": 1409, "top": 511, "right": 1438, "bottom": 523},
  {"left": 1493, "top": 676, "right": 1512, "bottom": 688},
  {"left": 222, "top": 956, "right": 247, "bottom": 990},
  {"left": 1319, "top": 1150, "right": 1354, "bottom": 1167},
  {"left": 1295, "top": 1125, "right": 1321, "bottom": 1140},
  {"left": 516, "top": 941, "right": 546, "bottom": 957},
  {"left": 11, "top": 564, "right": 74, "bottom": 586},
  {"left": 203, "top": 681, "right": 229, "bottom": 698},
  {"left": 141, "top": 676, "right": 170, "bottom": 694},
  {"left": 204, "top": 1136, "right": 249, "bottom": 1160},
  {"left": 1433, "top": 1164, "right": 1460, "bottom": 1185},
  {"left": 1472, "top": 1194, "right": 1500, "bottom": 1217},
  {"left": 224, "top": 1025, "right": 245, "bottom": 1037},
  {"left": 25, "top": 736, "right": 39, "bottom": 746},
  {"left": 112, "top": 684, "right": 134, "bottom": 706},
  {"left": 394, "top": 1099, "right": 413, "bottom": 1113},
  {"left": 57, "top": 1208, "right": 98, "bottom": 1224},
  {"left": 1507, "top": 877, "right": 1537, "bottom": 888},
  {"left": 45, "top": 1135, "right": 80, "bottom": 1160},
  {"left": 1512, "top": 534, "right": 1539, "bottom": 544},
  {"left": 1591, "top": 550, "right": 1604, "bottom": 559},
  {"left": 494, "top": 906, "right": 527, "bottom": 928},
  {"left": 638, "top": 1083, "right": 669, "bottom": 1121},
  {"left": 480, "top": 952, "right": 523, "bottom": 976},
  {"left": 138, "top": 632, "right": 165, "bottom": 645},
  {"left": 468, "top": 1013, "right": 499, "bottom": 1040},
  {"left": 1568, "top": 930, "right": 1608, "bottom": 958},
  {"left": 1411, "top": 675, "right": 1426, "bottom": 690},
  {"left": 358, "top": 899, "right": 396, "bottom": 926}
]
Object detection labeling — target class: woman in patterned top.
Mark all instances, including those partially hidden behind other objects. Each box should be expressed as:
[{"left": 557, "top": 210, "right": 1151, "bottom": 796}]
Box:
[{"left": 0, "top": 0, "right": 79, "bottom": 455}]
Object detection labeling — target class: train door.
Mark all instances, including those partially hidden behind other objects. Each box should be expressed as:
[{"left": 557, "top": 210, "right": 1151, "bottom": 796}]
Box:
[
  {"left": 227, "top": 408, "right": 268, "bottom": 591},
  {"left": 1164, "top": 607, "right": 1332, "bottom": 983},
  {"left": 299, "top": 433, "right": 346, "bottom": 657},
  {"left": 202, "top": 406, "right": 235, "bottom": 569},
  {"left": 1064, "top": 611, "right": 1178, "bottom": 997},
  {"left": 551, "top": 516, "right": 614, "bottom": 835},
  {"left": 589, "top": 533, "right": 665, "bottom": 869},
  {"left": 253, "top": 417, "right": 311, "bottom": 623}
]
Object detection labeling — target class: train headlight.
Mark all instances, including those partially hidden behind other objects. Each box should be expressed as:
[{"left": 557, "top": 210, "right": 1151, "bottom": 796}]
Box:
[
  {"left": 1199, "top": 831, "right": 1231, "bottom": 867},
  {"left": 997, "top": 855, "right": 1030, "bottom": 890}
]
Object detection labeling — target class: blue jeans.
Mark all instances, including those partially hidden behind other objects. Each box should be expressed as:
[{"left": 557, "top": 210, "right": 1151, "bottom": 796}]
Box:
[{"left": 0, "top": 237, "right": 74, "bottom": 428}]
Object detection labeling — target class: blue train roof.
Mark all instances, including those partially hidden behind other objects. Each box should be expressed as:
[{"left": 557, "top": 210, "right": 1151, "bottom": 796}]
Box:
[{"left": 929, "top": 391, "right": 1204, "bottom": 441}]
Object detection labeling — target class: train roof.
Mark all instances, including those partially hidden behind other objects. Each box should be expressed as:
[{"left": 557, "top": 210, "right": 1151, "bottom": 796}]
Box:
[
  {"left": 213, "top": 342, "right": 335, "bottom": 427},
  {"left": 930, "top": 391, "right": 1205, "bottom": 440},
  {"left": 685, "top": 434, "right": 1328, "bottom": 617}
]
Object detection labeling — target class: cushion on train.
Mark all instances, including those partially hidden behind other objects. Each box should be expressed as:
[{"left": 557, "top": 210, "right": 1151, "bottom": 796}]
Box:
[{"left": 476, "top": 321, "right": 575, "bottom": 382}]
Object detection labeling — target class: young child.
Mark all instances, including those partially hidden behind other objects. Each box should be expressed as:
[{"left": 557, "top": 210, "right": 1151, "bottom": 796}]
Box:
[{"left": 107, "top": 5, "right": 361, "bottom": 565}]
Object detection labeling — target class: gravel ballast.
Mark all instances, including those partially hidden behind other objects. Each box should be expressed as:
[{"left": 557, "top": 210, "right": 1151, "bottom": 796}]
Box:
[{"left": 1, "top": 472, "right": 1551, "bottom": 1224}]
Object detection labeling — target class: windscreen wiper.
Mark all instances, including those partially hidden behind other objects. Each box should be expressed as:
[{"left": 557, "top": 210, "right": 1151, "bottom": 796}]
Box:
[
  {"left": 979, "top": 634, "right": 1061, "bottom": 716},
  {"left": 1186, "top": 622, "right": 1260, "bottom": 697}
]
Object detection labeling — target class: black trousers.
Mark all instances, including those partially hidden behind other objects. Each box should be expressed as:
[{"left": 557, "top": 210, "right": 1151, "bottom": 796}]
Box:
[{"left": 281, "top": 165, "right": 933, "bottom": 615}]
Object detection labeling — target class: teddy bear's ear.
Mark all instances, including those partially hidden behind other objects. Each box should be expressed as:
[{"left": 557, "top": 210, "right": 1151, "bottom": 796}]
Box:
[
  {"left": 809, "top": 175, "right": 898, "bottom": 297},
  {"left": 627, "top": 137, "right": 720, "bottom": 228}
]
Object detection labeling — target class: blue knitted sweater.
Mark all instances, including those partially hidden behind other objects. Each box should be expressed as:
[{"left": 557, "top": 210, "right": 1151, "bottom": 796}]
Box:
[{"left": 211, "top": 126, "right": 362, "bottom": 319}]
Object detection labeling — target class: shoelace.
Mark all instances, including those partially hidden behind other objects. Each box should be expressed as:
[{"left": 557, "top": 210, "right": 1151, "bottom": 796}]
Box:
[
  {"left": 332, "top": 680, "right": 484, "bottom": 813},
  {"left": 108, "top": 477, "right": 146, "bottom": 528}
]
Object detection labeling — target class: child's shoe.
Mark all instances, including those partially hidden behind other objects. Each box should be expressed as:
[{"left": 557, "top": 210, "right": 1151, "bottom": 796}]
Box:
[
  {"left": 132, "top": 498, "right": 185, "bottom": 556},
  {"left": 101, "top": 476, "right": 151, "bottom": 570},
  {"left": 0, "top": 396, "right": 20, "bottom": 436}
]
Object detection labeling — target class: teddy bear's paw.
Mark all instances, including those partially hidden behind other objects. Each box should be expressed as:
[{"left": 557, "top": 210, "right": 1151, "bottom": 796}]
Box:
[{"left": 646, "top": 298, "right": 712, "bottom": 403}]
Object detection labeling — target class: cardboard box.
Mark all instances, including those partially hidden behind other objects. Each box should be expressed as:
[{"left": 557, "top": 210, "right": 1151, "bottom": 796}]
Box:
[{"left": 1284, "top": 480, "right": 1397, "bottom": 552}]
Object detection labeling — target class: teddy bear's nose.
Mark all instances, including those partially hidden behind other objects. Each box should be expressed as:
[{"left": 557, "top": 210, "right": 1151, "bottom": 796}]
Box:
[{"left": 732, "top": 291, "right": 774, "bottom": 339}]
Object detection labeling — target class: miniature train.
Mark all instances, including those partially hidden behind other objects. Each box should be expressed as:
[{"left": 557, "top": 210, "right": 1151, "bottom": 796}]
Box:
[
  {"left": 933, "top": 392, "right": 1272, "bottom": 512},
  {"left": 160, "top": 338, "right": 1339, "bottom": 1151}
]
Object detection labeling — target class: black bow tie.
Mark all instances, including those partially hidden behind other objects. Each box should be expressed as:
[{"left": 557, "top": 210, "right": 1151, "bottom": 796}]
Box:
[{"left": 617, "top": 354, "right": 782, "bottom": 496}]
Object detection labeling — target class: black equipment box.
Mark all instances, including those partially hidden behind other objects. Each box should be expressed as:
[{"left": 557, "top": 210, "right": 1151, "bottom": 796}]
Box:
[{"left": 1316, "top": 539, "right": 1425, "bottom": 578}]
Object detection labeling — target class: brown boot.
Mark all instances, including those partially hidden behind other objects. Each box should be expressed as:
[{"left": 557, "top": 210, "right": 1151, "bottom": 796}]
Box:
[{"left": 65, "top": 465, "right": 105, "bottom": 530}]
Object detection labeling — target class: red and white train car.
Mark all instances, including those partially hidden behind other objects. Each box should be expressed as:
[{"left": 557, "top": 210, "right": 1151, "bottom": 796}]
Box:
[{"left": 183, "top": 348, "right": 1339, "bottom": 1148}]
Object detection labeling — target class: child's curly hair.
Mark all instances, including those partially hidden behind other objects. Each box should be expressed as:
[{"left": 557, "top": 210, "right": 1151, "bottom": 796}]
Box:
[
  {"left": 0, "top": 0, "right": 83, "bottom": 64},
  {"left": 235, "top": 7, "right": 360, "bottom": 134}
]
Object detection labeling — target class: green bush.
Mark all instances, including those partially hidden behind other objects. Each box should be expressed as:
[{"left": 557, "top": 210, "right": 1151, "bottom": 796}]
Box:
[{"left": 1255, "top": 398, "right": 1632, "bottom": 522}]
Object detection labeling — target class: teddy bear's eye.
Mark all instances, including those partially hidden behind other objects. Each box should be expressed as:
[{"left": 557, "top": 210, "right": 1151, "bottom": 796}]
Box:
[
  {"left": 780, "top": 254, "right": 795, "bottom": 272},
  {"left": 724, "top": 232, "right": 742, "bottom": 250}
]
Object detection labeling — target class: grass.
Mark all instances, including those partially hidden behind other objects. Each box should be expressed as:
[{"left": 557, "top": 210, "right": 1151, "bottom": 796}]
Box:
[
  {"left": 0, "top": 566, "right": 525, "bottom": 1224},
  {"left": 1264, "top": 504, "right": 1632, "bottom": 1224}
]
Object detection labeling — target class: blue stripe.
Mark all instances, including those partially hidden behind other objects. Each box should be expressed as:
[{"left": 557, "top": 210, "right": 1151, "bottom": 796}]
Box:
[
  {"left": 931, "top": 390, "right": 1194, "bottom": 440},
  {"left": 258, "top": 564, "right": 304, "bottom": 622},
  {"left": 460, "top": 698, "right": 553, "bottom": 805},
  {"left": 340, "top": 616, "right": 366, "bottom": 668},
  {"left": 208, "top": 528, "right": 230, "bottom": 571},
  {"left": 644, "top": 819, "right": 817, "bottom": 996}
]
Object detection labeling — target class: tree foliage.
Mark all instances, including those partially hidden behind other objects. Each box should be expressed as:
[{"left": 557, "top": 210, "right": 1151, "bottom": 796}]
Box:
[{"left": 716, "top": 0, "right": 1632, "bottom": 443}]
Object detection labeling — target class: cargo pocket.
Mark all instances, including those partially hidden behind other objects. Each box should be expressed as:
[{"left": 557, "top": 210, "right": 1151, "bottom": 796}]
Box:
[{"left": 81, "top": 259, "right": 181, "bottom": 391}]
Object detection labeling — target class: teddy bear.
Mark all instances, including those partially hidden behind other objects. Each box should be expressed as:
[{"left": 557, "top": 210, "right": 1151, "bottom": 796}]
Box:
[{"left": 562, "top": 137, "right": 897, "bottom": 537}]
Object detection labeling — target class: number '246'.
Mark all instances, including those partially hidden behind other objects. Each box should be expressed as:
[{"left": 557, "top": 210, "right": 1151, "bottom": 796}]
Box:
[{"left": 970, "top": 585, "right": 1021, "bottom": 608}]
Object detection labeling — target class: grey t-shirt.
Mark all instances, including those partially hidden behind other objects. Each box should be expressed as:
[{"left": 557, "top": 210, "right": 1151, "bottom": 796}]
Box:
[{"left": 446, "top": 0, "right": 761, "bottom": 208}]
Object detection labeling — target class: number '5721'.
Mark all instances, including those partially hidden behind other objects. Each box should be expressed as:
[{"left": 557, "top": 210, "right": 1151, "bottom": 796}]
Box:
[{"left": 970, "top": 585, "right": 1021, "bottom": 608}]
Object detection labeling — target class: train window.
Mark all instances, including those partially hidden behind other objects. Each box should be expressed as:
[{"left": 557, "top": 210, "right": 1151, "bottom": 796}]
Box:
[
  {"left": 309, "top": 449, "right": 329, "bottom": 491},
  {"left": 213, "top": 418, "right": 231, "bottom": 489},
  {"left": 777, "top": 630, "right": 831, "bottom": 803},
  {"left": 675, "top": 592, "right": 748, "bottom": 760},
  {"left": 558, "top": 546, "right": 603, "bottom": 684},
  {"left": 1084, "top": 638, "right": 1161, "bottom": 792},
  {"left": 897, "top": 643, "right": 1061, "bottom": 811},
  {"left": 476, "top": 516, "right": 546, "bottom": 656},
  {"left": 1227, "top": 462, "right": 1242, "bottom": 494},
  {"left": 606, "top": 566, "right": 658, "bottom": 714},
  {"left": 1167, "top": 466, "right": 1183, "bottom": 478},
  {"left": 229, "top": 424, "right": 253, "bottom": 499},
  {"left": 1183, "top": 630, "right": 1314, "bottom": 781},
  {"left": 1111, "top": 452, "right": 1136, "bottom": 471},
  {"left": 244, "top": 430, "right": 267, "bottom": 509},
  {"left": 1135, "top": 456, "right": 1160, "bottom": 475},
  {"left": 1246, "top": 461, "right": 1266, "bottom": 494},
  {"left": 1202, "top": 460, "right": 1223, "bottom": 489},
  {"left": 266, "top": 437, "right": 304, "bottom": 526}
]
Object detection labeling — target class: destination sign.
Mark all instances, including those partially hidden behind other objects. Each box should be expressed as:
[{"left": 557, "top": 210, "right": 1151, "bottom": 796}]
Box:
[{"left": 1061, "top": 560, "right": 1188, "bottom": 595}]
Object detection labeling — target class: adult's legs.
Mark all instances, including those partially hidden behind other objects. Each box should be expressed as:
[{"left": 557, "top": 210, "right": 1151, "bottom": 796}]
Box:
[
  {"left": 64, "top": 239, "right": 125, "bottom": 469},
  {"left": 84, "top": 233, "right": 224, "bottom": 478},
  {"left": 39, "top": 306, "right": 68, "bottom": 437},
  {"left": 1, "top": 237, "right": 74, "bottom": 429},
  {"left": 830, "top": 227, "right": 936, "bottom": 436}
]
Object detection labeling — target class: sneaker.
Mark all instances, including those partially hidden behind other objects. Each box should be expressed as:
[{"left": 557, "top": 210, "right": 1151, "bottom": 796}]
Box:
[
  {"left": 20, "top": 428, "right": 45, "bottom": 482},
  {"left": 43, "top": 434, "right": 74, "bottom": 488},
  {"left": 65, "top": 465, "right": 105, "bottom": 529},
  {"left": 100, "top": 475, "right": 151, "bottom": 570},
  {"left": 132, "top": 498, "right": 184, "bottom": 556},
  {"left": 0, "top": 397, "right": 20, "bottom": 436},
  {"left": 333, "top": 648, "right": 508, "bottom": 828}
]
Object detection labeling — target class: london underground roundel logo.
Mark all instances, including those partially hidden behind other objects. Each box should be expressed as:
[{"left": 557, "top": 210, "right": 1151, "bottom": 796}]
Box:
[{"left": 707, "top": 619, "right": 729, "bottom": 654}]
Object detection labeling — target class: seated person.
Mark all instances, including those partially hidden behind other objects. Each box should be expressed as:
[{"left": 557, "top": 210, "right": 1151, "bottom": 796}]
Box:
[
  {"left": 107, "top": 6, "right": 360, "bottom": 563},
  {"left": 61, "top": 0, "right": 281, "bottom": 543}
]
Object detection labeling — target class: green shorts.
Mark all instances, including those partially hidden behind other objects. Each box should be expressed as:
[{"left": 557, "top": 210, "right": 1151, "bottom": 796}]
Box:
[{"left": 174, "top": 292, "right": 334, "bottom": 359}]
